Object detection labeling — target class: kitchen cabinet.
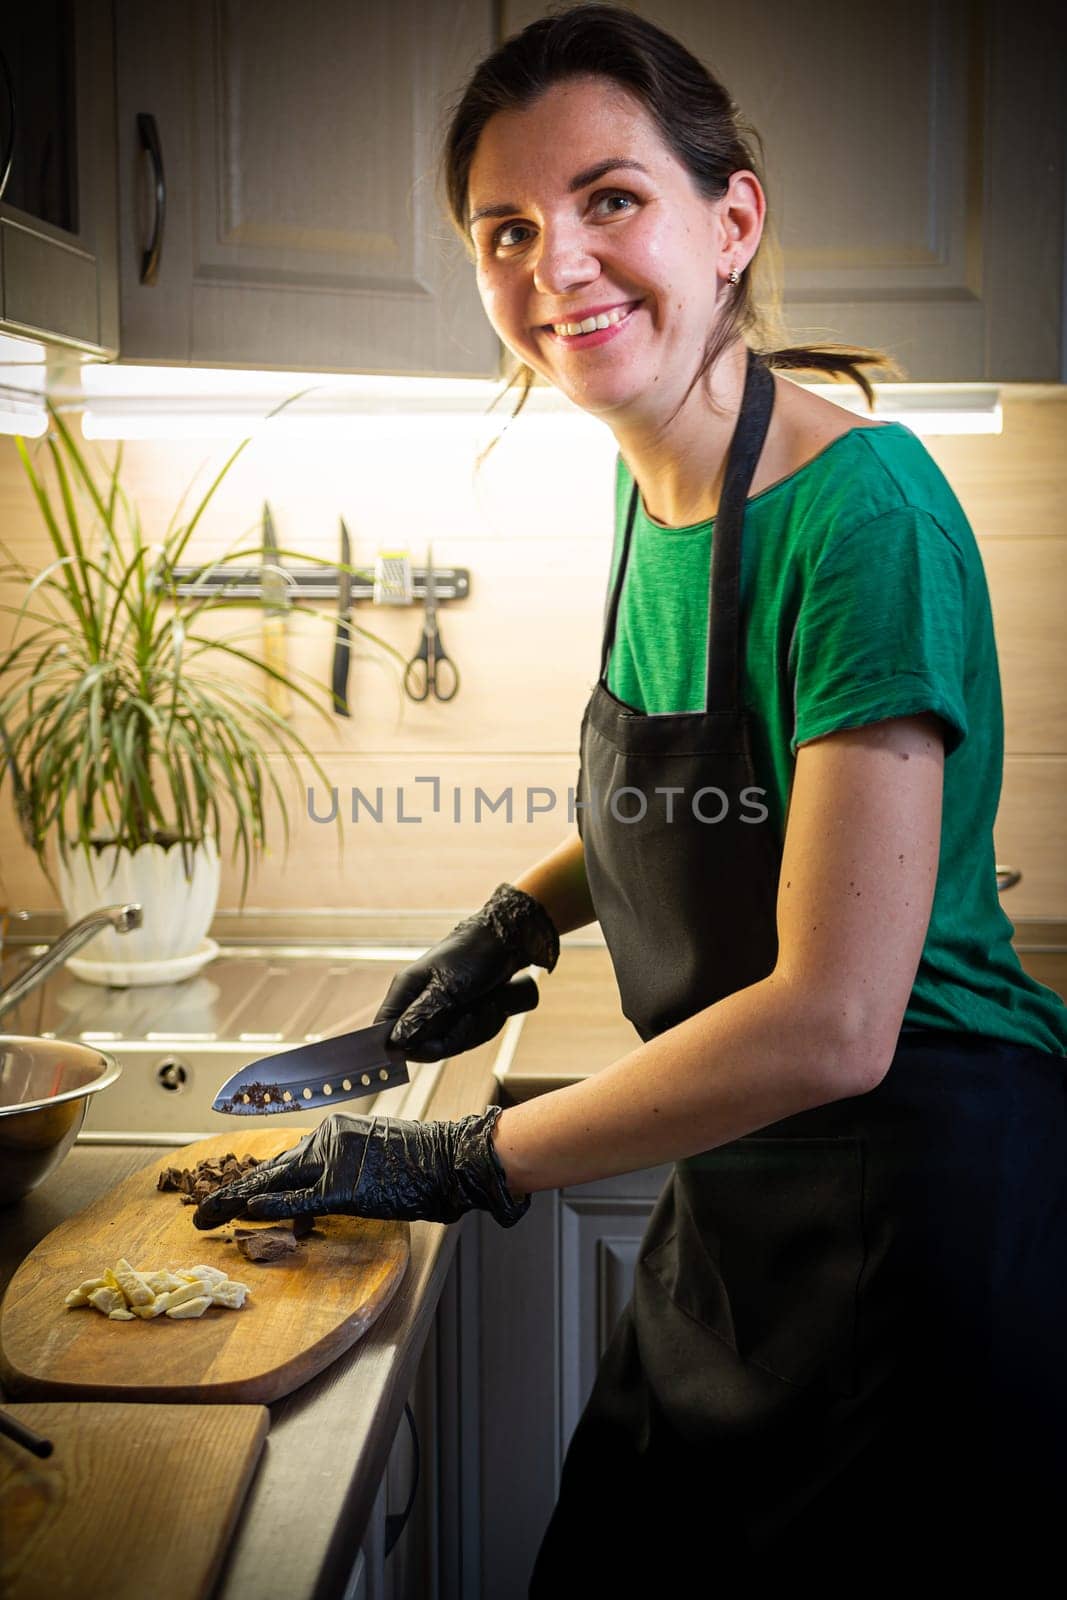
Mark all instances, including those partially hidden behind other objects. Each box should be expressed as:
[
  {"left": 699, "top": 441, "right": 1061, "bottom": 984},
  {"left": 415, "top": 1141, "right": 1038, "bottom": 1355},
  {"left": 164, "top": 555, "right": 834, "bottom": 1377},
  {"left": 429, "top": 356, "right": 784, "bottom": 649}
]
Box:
[
  {"left": 463, "top": 1163, "right": 671, "bottom": 1597},
  {"left": 0, "top": 0, "right": 119, "bottom": 354},
  {"left": 336, "top": 1189, "right": 669, "bottom": 1599},
  {"left": 502, "top": 0, "right": 1066, "bottom": 381},
  {"left": 114, "top": 0, "right": 498, "bottom": 375}
]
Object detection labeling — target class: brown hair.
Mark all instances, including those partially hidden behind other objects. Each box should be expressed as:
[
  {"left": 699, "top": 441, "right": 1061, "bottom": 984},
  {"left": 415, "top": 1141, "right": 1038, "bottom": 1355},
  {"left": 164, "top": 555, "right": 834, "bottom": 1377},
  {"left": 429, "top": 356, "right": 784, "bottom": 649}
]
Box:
[{"left": 441, "top": 2, "right": 902, "bottom": 440}]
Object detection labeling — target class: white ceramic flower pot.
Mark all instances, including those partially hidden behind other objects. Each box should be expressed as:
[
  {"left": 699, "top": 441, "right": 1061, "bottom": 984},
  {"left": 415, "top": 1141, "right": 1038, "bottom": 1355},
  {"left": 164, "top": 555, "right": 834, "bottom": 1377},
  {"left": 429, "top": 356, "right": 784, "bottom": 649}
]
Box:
[{"left": 56, "top": 838, "right": 221, "bottom": 981}]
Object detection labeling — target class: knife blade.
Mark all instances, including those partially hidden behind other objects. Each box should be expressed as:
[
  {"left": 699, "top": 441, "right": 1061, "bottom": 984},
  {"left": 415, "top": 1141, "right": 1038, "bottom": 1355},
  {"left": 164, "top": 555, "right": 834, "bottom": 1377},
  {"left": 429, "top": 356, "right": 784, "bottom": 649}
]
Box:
[
  {"left": 211, "top": 974, "right": 540, "bottom": 1115},
  {"left": 331, "top": 519, "right": 353, "bottom": 717},
  {"left": 212, "top": 1020, "right": 409, "bottom": 1115},
  {"left": 260, "top": 502, "right": 292, "bottom": 719}
]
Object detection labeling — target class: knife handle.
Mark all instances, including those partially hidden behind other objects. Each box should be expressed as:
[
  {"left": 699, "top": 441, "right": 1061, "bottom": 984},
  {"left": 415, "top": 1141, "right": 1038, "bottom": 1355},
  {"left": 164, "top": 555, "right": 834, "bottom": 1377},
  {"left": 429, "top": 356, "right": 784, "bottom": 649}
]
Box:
[
  {"left": 332, "top": 616, "right": 352, "bottom": 717},
  {"left": 262, "top": 615, "right": 292, "bottom": 718},
  {"left": 500, "top": 974, "right": 539, "bottom": 1016}
]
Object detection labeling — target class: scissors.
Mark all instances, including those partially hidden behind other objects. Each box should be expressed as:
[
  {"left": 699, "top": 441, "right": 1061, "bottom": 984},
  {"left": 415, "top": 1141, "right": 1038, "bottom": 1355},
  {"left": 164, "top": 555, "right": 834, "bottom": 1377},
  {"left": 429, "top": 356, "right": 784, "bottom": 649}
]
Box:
[{"left": 403, "top": 546, "right": 460, "bottom": 702}]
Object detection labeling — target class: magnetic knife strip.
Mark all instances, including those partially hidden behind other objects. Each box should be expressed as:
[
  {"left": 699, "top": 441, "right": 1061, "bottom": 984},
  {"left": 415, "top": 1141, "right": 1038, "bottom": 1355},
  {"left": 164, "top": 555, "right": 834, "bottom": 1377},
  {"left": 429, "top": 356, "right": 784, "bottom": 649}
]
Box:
[{"left": 171, "top": 567, "right": 470, "bottom": 602}]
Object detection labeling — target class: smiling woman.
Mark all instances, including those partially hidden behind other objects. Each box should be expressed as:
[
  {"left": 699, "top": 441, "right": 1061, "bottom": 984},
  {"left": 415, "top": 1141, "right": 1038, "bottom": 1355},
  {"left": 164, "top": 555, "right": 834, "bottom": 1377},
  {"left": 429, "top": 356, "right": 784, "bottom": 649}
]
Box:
[
  {"left": 437, "top": 6, "right": 1065, "bottom": 1585},
  {"left": 192, "top": 5, "right": 1067, "bottom": 1590}
]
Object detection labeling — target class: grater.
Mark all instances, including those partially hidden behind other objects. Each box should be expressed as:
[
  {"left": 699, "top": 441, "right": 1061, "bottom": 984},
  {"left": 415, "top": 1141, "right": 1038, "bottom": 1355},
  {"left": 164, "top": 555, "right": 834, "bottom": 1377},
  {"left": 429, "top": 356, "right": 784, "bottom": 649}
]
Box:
[{"left": 373, "top": 549, "right": 414, "bottom": 605}]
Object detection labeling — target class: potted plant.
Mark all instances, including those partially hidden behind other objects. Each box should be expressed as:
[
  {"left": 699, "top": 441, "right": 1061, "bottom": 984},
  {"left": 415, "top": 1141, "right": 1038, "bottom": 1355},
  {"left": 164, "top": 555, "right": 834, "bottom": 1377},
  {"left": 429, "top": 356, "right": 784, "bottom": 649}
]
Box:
[{"left": 0, "top": 403, "right": 402, "bottom": 985}]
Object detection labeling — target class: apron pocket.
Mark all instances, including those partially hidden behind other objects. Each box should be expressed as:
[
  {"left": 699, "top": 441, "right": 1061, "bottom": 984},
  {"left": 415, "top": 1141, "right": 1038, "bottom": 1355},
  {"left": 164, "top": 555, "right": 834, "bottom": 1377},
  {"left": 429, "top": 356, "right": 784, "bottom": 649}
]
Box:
[{"left": 643, "top": 1135, "right": 865, "bottom": 1399}]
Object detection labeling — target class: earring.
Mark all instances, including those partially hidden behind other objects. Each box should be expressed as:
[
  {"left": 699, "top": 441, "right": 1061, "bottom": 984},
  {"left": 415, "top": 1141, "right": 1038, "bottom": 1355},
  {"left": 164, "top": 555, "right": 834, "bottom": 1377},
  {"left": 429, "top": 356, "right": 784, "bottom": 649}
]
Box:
[{"left": 727, "top": 265, "right": 741, "bottom": 286}]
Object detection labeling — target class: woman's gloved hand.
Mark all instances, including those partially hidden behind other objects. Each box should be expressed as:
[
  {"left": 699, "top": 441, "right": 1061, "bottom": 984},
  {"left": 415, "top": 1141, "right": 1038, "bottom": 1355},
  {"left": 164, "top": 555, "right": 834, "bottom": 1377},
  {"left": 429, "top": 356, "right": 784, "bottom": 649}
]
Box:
[
  {"left": 192, "top": 1105, "right": 529, "bottom": 1231},
  {"left": 374, "top": 882, "right": 559, "bottom": 1062}
]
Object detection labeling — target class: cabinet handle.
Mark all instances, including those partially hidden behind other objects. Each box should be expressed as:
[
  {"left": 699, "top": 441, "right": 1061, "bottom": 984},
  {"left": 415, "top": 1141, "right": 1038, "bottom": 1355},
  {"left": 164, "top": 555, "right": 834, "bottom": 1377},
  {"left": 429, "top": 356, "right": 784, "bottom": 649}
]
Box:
[
  {"left": 383, "top": 1402, "right": 420, "bottom": 1558},
  {"left": 995, "top": 865, "right": 1021, "bottom": 893},
  {"left": 137, "top": 112, "right": 166, "bottom": 285},
  {"left": 0, "top": 48, "right": 14, "bottom": 203}
]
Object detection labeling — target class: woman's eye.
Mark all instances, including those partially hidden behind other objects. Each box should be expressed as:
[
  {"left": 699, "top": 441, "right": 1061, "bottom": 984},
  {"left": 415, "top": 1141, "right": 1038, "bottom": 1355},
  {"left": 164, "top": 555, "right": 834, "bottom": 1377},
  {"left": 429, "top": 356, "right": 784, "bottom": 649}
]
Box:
[
  {"left": 489, "top": 190, "right": 637, "bottom": 253},
  {"left": 493, "top": 221, "right": 533, "bottom": 251},
  {"left": 592, "top": 189, "right": 637, "bottom": 217}
]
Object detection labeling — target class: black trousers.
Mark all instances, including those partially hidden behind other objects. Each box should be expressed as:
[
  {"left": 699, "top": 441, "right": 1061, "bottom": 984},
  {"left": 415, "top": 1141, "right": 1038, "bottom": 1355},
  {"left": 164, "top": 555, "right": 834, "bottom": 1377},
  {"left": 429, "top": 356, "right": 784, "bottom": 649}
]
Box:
[{"left": 529, "top": 1032, "right": 1067, "bottom": 1593}]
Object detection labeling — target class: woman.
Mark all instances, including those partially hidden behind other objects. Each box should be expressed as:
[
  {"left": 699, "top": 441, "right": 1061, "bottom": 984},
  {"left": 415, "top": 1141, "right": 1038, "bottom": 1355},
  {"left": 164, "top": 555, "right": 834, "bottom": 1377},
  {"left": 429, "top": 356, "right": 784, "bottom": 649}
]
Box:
[{"left": 198, "top": 6, "right": 1067, "bottom": 1585}]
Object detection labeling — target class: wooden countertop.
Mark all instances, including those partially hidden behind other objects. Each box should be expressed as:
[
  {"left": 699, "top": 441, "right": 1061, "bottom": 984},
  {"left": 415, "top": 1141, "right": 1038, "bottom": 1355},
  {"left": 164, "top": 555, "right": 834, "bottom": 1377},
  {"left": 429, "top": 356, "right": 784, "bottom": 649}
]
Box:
[{"left": 0, "top": 1042, "right": 499, "bottom": 1600}]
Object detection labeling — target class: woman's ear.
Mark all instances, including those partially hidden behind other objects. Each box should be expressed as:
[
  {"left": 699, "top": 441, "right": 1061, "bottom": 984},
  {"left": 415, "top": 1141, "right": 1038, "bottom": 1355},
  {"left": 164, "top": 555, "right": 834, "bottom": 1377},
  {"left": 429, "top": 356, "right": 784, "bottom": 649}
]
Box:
[{"left": 718, "top": 169, "right": 765, "bottom": 278}]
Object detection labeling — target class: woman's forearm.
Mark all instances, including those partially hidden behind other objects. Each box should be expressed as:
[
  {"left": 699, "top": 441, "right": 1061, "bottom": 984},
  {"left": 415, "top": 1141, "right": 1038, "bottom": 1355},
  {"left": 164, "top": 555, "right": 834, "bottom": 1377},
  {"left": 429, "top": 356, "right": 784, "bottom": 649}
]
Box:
[
  {"left": 491, "top": 972, "right": 880, "bottom": 1193},
  {"left": 513, "top": 831, "right": 596, "bottom": 938}
]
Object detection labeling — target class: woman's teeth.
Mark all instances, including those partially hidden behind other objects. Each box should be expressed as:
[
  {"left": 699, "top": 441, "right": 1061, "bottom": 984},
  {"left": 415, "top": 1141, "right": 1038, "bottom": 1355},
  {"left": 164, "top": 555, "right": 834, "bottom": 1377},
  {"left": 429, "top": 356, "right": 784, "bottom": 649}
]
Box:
[{"left": 551, "top": 305, "right": 632, "bottom": 337}]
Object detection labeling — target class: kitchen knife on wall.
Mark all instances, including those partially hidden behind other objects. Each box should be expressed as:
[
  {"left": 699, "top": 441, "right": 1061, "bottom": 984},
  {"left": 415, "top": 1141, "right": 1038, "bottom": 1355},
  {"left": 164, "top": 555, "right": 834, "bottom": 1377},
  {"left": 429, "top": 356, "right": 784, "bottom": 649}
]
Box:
[
  {"left": 260, "top": 502, "right": 292, "bottom": 719},
  {"left": 212, "top": 974, "right": 539, "bottom": 1115},
  {"left": 331, "top": 519, "right": 354, "bottom": 717}
]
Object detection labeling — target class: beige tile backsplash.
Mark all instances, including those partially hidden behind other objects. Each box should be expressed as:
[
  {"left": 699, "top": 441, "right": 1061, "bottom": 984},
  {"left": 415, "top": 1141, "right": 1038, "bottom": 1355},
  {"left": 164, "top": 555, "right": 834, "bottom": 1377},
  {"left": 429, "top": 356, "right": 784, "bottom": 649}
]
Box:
[{"left": 1, "top": 387, "right": 1064, "bottom": 921}]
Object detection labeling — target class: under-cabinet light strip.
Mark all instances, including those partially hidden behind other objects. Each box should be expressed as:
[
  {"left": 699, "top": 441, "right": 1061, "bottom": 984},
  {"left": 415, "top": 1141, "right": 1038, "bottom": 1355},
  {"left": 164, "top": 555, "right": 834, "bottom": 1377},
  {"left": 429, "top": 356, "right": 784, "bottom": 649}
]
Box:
[
  {"left": 63, "top": 365, "right": 1002, "bottom": 438},
  {"left": 79, "top": 396, "right": 1002, "bottom": 440}
]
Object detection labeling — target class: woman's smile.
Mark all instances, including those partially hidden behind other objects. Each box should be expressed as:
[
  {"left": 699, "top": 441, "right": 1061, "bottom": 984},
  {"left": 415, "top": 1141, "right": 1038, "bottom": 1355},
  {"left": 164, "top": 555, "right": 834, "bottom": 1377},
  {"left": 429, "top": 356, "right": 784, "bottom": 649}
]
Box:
[{"left": 540, "top": 298, "right": 644, "bottom": 348}]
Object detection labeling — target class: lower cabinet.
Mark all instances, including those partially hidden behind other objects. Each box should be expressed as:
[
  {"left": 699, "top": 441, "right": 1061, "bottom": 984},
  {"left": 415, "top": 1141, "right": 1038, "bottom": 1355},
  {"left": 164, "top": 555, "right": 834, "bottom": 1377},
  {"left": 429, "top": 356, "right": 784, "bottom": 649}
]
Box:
[
  {"left": 346, "top": 1162, "right": 670, "bottom": 1599},
  {"left": 470, "top": 1164, "right": 670, "bottom": 1598}
]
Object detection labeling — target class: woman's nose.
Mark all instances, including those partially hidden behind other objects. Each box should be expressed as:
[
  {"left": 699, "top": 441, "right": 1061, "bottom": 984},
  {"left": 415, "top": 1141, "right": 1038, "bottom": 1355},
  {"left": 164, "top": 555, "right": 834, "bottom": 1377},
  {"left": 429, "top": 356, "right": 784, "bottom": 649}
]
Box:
[{"left": 532, "top": 227, "right": 600, "bottom": 297}]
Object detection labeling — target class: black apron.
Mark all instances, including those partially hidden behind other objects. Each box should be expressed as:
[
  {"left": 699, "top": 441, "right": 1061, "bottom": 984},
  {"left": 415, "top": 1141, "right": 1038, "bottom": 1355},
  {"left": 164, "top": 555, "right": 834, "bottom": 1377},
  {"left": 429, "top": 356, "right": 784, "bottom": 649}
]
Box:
[{"left": 529, "top": 349, "right": 1067, "bottom": 1591}]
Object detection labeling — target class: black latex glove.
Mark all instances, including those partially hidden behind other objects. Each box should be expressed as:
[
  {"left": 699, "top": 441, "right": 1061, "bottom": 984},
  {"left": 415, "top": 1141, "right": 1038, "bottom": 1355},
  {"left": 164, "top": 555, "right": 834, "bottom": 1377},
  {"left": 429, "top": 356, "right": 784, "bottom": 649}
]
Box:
[
  {"left": 192, "top": 1106, "right": 529, "bottom": 1231},
  {"left": 374, "top": 883, "right": 559, "bottom": 1062}
]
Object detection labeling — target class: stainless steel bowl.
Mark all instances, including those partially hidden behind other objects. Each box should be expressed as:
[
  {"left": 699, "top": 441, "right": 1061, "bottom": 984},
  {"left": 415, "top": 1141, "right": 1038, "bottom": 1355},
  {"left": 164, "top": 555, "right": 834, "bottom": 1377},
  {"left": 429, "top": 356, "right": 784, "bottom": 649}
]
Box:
[{"left": 0, "top": 1037, "right": 121, "bottom": 1205}]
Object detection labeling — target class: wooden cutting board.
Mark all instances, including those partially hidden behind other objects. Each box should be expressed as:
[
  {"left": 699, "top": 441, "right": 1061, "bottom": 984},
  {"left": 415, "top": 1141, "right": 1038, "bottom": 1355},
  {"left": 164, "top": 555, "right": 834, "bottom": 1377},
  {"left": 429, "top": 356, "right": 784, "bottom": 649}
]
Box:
[
  {"left": 0, "top": 1401, "right": 268, "bottom": 1600},
  {"left": 0, "top": 1129, "right": 410, "bottom": 1404}
]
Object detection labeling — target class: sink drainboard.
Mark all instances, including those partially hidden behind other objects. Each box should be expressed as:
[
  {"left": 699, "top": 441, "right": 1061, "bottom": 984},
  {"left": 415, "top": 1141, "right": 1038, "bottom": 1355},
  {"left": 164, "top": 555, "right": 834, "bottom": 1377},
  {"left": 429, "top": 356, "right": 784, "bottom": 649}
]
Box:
[{"left": 0, "top": 944, "right": 435, "bottom": 1146}]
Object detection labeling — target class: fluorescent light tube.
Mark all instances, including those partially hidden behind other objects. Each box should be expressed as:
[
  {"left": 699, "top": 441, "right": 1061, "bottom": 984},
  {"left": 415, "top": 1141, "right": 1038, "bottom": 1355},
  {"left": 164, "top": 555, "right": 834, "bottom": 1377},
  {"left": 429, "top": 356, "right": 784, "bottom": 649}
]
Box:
[
  {"left": 802, "top": 384, "right": 1002, "bottom": 434},
  {"left": 75, "top": 365, "right": 1002, "bottom": 439}
]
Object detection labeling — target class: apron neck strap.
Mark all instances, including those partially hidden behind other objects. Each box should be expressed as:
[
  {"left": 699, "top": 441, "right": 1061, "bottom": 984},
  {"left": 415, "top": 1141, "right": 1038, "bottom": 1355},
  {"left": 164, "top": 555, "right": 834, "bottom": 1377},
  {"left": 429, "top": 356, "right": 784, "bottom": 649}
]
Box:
[
  {"left": 707, "top": 349, "right": 775, "bottom": 711},
  {"left": 598, "top": 348, "right": 776, "bottom": 711}
]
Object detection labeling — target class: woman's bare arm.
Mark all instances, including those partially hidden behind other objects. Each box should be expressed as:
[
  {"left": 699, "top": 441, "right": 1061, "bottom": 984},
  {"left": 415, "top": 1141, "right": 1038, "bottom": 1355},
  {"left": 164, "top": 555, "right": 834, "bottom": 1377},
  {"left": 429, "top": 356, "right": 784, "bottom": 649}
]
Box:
[
  {"left": 493, "top": 714, "right": 946, "bottom": 1193},
  {"left": 513, "top": 831, "right": 596, "bottom": 939}
]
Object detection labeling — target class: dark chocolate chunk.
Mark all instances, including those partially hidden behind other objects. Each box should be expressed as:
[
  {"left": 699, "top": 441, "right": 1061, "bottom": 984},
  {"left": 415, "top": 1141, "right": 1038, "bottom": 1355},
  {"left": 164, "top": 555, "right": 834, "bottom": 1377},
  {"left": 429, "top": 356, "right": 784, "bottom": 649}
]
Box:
[
  {"left": 224, "top": 1081, "right": 286, "bottom": 1109},
  {"left": 233, "top": 1227, "right": 299, "bottom": 1262},
  {"left": 161, "top": 1151, "right": 262, "bottom": 1205}
]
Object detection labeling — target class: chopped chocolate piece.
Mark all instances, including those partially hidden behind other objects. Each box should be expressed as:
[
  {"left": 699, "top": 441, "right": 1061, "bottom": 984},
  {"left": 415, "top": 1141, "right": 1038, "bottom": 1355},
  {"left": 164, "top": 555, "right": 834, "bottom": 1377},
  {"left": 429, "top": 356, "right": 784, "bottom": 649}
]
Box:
[
  {"left": 291, "top": 1213, "right": 314, "bottom": 1239},
  {"left": 160, "top": 1152, "right": 262, "bottom": 1206},
  {"left": 233, "top": 1227, "right": 299, "bottom": 1263},
  {"left": 223, "top": 1080, "right": 287, "bottom": 1110},
  {"left": 180, "top": 1194, "right": 196, "bottom": 1205}
]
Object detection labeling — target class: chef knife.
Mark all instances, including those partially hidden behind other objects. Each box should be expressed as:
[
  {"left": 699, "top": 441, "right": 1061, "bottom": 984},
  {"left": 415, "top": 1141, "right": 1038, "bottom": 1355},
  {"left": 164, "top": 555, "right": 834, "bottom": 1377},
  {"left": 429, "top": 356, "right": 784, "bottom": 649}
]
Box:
[
  {"left": 260, "top": 502, "right": 292, "bottom": 719},
  {"left": 331, "top": 519, "right": 354, "bottom": 717},
  {"left": 211, "top": 973, "right": 540, "bottom": 1115}
]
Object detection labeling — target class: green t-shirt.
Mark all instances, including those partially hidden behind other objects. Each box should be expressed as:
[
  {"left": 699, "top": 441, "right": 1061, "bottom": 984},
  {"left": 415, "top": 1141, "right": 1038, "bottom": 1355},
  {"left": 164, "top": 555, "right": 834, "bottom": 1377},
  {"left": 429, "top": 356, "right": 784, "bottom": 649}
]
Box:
[{"left": 606, "top": 421, "right": 1067, "bottom": 1058}]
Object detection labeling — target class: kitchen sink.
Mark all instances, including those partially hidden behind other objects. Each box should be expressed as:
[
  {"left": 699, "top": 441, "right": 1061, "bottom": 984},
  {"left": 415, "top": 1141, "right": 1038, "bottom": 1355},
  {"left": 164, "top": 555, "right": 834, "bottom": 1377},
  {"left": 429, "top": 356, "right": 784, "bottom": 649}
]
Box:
[
  {"left": 0, "top": 946, "right": 437, "bottom": 1145},
  {"left": 76, "top": 1041, "right": 435, "bottom": 1145}
]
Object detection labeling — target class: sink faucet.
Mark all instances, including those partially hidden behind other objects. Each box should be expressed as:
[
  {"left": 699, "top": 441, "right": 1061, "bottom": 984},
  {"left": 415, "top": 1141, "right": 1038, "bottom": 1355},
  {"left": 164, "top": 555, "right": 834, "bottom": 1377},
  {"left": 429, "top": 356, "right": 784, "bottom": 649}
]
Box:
[{"left": 0, "top": 904, "right": 144, "bottom": 1020}]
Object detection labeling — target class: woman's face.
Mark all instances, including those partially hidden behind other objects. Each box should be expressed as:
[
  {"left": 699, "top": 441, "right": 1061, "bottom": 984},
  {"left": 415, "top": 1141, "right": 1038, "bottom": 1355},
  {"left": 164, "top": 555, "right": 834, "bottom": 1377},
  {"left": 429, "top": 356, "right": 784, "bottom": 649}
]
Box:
[{"left": 467, "top": 76, "right": 757, "bottom": 423}]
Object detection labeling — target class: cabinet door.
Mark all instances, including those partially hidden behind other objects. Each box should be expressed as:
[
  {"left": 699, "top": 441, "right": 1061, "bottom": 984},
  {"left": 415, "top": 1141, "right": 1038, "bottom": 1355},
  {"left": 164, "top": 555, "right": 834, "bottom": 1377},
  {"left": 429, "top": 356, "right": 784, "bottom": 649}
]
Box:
[
  {"left": 501, "top": 0, "right": 1066, "bottom": 381},
  {"left": 115, "top": 0, "right": 499, "bottom": 375},
  {"left": 474, "top": 1166, "right": 670, "bottom": 1598},
  {"left": 558, "top": 1191, "right": 659, "bottom": 1453},
  {"left": 0, "top": 0, "right": 118, "bottom": 354}
]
